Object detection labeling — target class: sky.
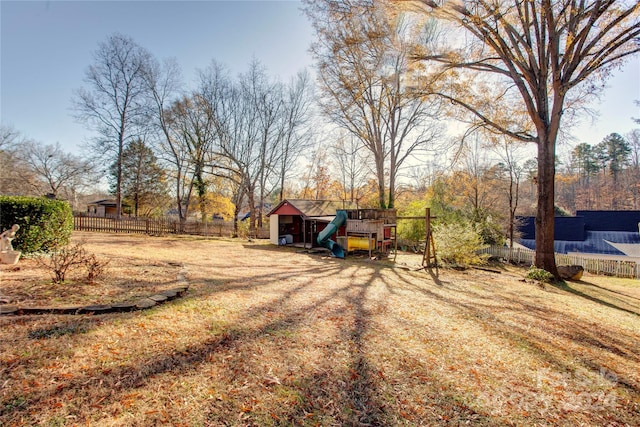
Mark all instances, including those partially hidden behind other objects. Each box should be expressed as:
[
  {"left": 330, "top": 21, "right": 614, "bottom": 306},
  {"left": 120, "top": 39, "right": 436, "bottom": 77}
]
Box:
[
  {"left": 1, "top": 0, "right": 315, "bottom": 153},
  {"left": 1, "top": 0, "right": 639, "bottom": 157}
]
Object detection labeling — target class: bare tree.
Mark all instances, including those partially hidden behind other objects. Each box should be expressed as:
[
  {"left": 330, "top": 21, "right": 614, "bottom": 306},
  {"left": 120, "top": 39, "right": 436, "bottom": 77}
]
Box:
[
  {"left": 142, "top": 57, "right": 191, "bottom": 222},
  {"left": 493, "top": 137, "right": 526, "bottom": 248},
  {"left": 627, "top": 129, "right": 640, "bottom": 170},
  {"left": 625, "top": 129, "right": 640, "bottom": 208},
  {"left": 305, "top": 0, "right": 444, "bottom": 209},
  {"left": 460, "top": 137, "right": 500, "bottom": 221},
  {"left": 300, "top": 146, "right": 334, "bottom": 200},
  {"left": 199, "top": 59, "right": 312, "bottom": 232},
  {"left": 15, "top": 141, "right": 94, "bottom": 202},
  {"left": 277, "top": 70, "right": 316, "bottom": 202},
  {"left": 240, "top": 59, "right": 285, "bottom": 228},
  {"left": 164, "top": 94, "right": 217, "bottom": 221},
  {"left": 73, "top": 33, "right": 153, "bottom": 218},
  {"left": 0, "top": 126, "right": 35, "bottom": 196},
  {"left": 198, "top": 61, "right": 258, "bottom": 234},
  {"left": 332, "top": 131, "right": 372, "bottom": 204},
  {"left": 0, "top": 125, "right": 21, "bottom": 151},
  {"left": 398, "top": 0, "right": 640, "bottom": 277}
]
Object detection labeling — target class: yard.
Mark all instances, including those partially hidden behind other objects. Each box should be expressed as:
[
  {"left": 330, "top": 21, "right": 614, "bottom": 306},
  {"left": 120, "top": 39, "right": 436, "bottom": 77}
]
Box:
[{"left": 1, "top": 232, "right": 639, "bottom": 426}]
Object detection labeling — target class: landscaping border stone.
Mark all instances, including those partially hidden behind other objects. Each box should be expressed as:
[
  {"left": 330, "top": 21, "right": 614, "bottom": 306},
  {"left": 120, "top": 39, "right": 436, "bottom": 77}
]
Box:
[
  {"left": 1, "top": 262, "right": 190, "bottom": 316},
  {"left": 0, "top": 286, "right": 189, "bottom": 316}
]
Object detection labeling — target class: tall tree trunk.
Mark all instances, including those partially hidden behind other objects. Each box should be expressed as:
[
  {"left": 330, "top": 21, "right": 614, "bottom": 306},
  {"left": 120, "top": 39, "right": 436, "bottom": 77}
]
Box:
[
  {"left": 508, "top": 173, "right": 519, "bottom": 249},
  {"left": 175, "top": 166, "right": 185, "bottom": 223},
  {"left": 535, "top": 134, "right": 558, "bottom": 278},
  {"left": 233, "top": 203, "right": 241, "bottom": 238},
  {"left": 258, "top": 186, "right": 264, "bottom": 228},
  {"left": 388, "top": 155, "right": 396, "bottom": 209},
  {"left": 375, "top": 155, "right": 386, "bottom": 209},
  {"left": 247, "top": 188, "right": 256, "bottom": 235},
  {"left": 116, "top": 133, "right": 124, "bottom": 218},
  {"left": 231, "top": 189, "right": 244, "bottom": 238}
]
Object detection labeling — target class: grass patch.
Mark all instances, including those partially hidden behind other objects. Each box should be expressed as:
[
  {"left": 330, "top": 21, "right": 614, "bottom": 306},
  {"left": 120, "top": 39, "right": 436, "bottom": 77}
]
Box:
[
  {"left": 28, "top": 321, "right": 88, "bottom": 339},
  {"left": 0, "top": 232, "right": 638, "bottom": 426}
]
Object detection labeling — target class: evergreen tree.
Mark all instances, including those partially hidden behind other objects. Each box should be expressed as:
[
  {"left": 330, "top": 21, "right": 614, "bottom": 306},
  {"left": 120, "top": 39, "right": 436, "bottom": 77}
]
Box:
[
  {"left": 598, "top": 133, "right": 631, "bottom": 184},
  {"left": 110, "top": 139, "right": 168, "bottom": 217},
  {"left": 571, "top": 143, "right": 600, "bottom": 183}
]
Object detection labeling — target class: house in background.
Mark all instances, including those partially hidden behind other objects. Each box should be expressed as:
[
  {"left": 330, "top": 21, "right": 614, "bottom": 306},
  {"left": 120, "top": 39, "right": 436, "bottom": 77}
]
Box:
[
  {"left": 86, "top": 199, "right": 130, "bottom": 218},
  {"left": 518, "top": 210, "right": 640, "bottom": 261}
]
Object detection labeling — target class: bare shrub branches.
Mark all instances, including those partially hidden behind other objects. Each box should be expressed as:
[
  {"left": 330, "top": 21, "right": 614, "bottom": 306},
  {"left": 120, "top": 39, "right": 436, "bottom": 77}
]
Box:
[{"left": 36, "top": 242, "right": 109, "bottom": 284}]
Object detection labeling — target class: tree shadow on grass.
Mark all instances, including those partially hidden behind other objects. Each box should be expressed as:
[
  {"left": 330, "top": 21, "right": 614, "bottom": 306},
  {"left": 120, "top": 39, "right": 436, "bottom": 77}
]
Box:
[
  {"left": 4, "top": 252, "right": 639, "bottom": 426},
  {"left": 551, "top": 280, "right": 639, "bottom": 317},
  {"left": 1, "top": 255, "right": 503, "bottom": 425},
  {"left": 379, "top": 269, "right": 640, "bottom": 402},
  {"left": 1, "top": 259, "right": 384, "bottom": 423},
  {"left": 574, "top": 279, "right": 640, "bottom": 302}
]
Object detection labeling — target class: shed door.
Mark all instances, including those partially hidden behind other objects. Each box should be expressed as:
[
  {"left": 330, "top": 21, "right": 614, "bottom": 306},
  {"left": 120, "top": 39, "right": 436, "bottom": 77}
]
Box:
[{"left": 270, "top": 214, "right": 279, "bottom": 245}]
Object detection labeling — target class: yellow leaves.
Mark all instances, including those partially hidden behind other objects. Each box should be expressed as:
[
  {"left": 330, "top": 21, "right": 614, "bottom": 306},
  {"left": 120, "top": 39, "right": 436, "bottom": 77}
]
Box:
[{"left": 202, "top": 191, "right": 235, "bottom": 220}]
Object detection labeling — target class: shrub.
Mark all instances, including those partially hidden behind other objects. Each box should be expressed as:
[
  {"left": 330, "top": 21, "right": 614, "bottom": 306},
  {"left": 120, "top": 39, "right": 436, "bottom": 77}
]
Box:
[
  {"left": 525, "top": 266, "right": 555, "bottom": 283},
  {"left": 236, "top": 219, "right": 252, "bottom": 238},
  {"left": 36, "top": 243, "right": 87, "bottom": 284},
  {"left": 474, "top": 215, "right": 506, "bottom": 246},
  {"left": 84, "top": 253, "right": 110, "bottom": 283},
  {"left": 432, "top": 220, "right": 488, "bottom": 267},
  {"left": 36, "top": 242, "right": 109, "bottom": 284},
  {"left": 396, "top": 200, "right": 428, "bottom": 251},
  {"left": 0, "top": 196, "right": 73, "bottom": 253}
]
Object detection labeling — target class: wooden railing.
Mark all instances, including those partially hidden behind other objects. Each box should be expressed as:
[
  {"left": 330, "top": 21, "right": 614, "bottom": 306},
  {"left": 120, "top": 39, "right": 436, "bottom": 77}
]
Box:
[
  {"left": 480, "top": 246, "right": 640, "bottom": 279},
  {"left": 73, "top": 215, "right": 269, "bottom": 239}
]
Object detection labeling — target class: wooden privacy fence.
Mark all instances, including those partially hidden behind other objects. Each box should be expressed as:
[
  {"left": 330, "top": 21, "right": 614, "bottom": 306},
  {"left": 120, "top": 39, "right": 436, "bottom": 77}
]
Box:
[
  {"left": 73, "top": 215, "right": 269, "bottom": 239},
  {"left": 480, "top": 246, "right": 640, "bottom": 279}
]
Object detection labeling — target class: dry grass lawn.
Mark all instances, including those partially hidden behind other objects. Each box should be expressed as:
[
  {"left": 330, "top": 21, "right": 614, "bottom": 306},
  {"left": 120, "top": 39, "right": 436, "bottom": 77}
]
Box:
[{"left": 1, "top": 231, "right": 639, "bottom": 426}]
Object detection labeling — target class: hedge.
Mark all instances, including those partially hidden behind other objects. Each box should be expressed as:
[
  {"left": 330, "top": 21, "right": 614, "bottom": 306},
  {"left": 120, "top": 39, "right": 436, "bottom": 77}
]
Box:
[{"left": 0, "top": 196, "right": 73, "bottom": 253}]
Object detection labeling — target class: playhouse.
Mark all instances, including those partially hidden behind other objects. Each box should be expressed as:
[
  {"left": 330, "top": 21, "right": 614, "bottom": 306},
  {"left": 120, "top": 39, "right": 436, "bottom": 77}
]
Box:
[{"left": 267, "top": 199, "right": 397, "bottom": 257}]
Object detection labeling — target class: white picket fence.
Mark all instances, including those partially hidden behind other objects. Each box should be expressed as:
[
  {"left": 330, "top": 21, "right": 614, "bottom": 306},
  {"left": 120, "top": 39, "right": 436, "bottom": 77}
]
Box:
[{"left": 480, "top": 246, "right": 640, "bottom": 279}]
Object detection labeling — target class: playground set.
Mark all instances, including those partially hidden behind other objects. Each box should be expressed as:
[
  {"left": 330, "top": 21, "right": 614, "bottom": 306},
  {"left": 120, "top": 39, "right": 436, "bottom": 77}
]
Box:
[
  {"left": 269, "top": 199, "right": 436, "bottom": 265},
  {"left": 267, "top": 199, "right": 396, "bottom": 258},
  {"left": 316, "top": 208, "right": 397, "bottom": 259}
]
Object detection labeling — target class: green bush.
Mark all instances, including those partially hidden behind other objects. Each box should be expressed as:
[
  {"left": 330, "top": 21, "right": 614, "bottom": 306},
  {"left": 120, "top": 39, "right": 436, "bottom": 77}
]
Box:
[
  {"left": 0, "top": 196, "right": 73, "bottom": 253},
  {"left": 525, "top": 266, "right": 555, "bottom": 283},
  {"left": 396, "top": 200, "right": 427, "bottom": 251},
  {"left": 432, "top": 220, "right": 488, "bottom": 266},
  {"left": 473, "top": 214, "right": 506, "bottom": 246}
]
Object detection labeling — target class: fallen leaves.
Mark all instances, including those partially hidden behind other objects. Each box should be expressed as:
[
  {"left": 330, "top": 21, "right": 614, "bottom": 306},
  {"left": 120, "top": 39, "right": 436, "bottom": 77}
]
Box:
[{"left": 0, "top": 232, "right": 638, "bottom": 426}]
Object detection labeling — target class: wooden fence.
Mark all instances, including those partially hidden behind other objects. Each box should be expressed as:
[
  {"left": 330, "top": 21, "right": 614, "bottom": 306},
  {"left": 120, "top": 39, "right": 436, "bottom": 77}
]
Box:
[
  {"left": 73, "top": 215, "right": 269, "bottom": 239},
  {"left": 480, "top": 246, "right": 640, "bottom": 279}
]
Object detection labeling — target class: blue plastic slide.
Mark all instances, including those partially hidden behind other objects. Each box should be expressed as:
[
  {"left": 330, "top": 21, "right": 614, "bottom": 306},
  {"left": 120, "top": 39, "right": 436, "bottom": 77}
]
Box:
[{"left": 316, "top": 210, "right": 347, "bottom": 258}]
